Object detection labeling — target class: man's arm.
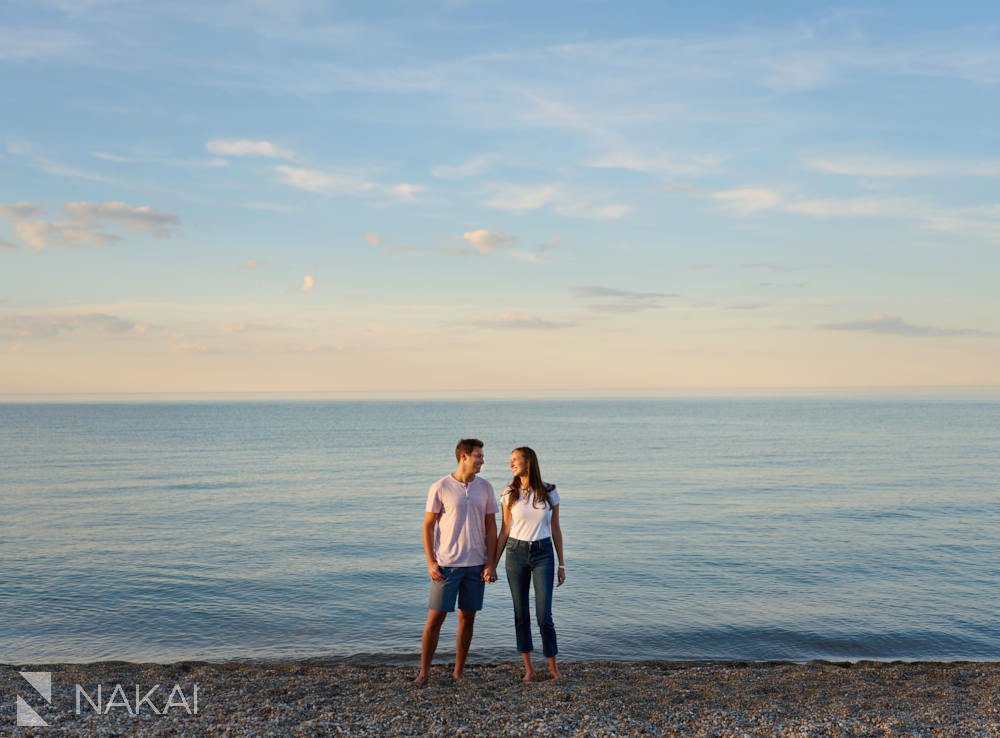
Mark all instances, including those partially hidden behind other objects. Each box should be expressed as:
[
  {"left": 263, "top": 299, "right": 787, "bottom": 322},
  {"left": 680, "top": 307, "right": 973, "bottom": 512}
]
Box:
[
  {"left": 482, "top": 514, "right": 498, "bottom": 582},
  {"left": 423, "top": 512, "right": 445, "bottom": 581}
]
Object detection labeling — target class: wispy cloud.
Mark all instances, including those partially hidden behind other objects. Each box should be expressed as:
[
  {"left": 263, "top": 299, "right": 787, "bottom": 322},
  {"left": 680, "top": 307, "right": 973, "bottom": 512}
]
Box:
[
  {"left": 0, "top": 312, "right": 148, "bottom": 339},
  {"left": 710, "top": 188, "right": 783, "bottom": 216},
  {"left": 0, "top": 202, "right": 46, "bottom": 219},
  {"left": 485, "top": 182, "right": 631, "bottom": 220},
  {"left": 15, "top": 221, "right": 120, "bottom": 250},
  {"left": 820, "top": 314, "right": 991, "bottom": 337},
  {"left": 387, "top": 183, "right": 425, "bottom": 201},
  {"left": 0, "top": 200, "right": 179, "bottom": 250},
  {"left": 0, "top": 27, "right": 86, "bottom": 61},
  {"left": 0, "top": 235, "right": 18, "bottom": 250},
  {"left": 207, "top": 138, "right": 294, "bottom": 159},
  {"left": 64, "top": 201, "right": 180, "bottom": 236},
  {"left": 510, "top": 236, "right": 563, "bottom": 262},
  {"left": 6, "top": 142, "right": 111, "bottom": 183},
  {"left": 462, "top": 229, "right": 517, "bottom": 254},
  {"left": 275, "top": 165, "right": 375, "bottom": 195},
  {"left": 804, "top": 155, "right": 1000, "bottom": 178},
  {"left": 364, "top": 232, "right": 381, "bottom": 246},
  {"left": 273, "top": 158, "right": 427, "bottom": 204},
  {"left": 589, "top": 150, "right": 726, "bottom": 176},
  {"left": 573, "top": 285, "right": 677, "bottom": 313},
  {"left": 783, "top": 196, "right": 921, "bottom": 218},
  {"left": 461, "top": 312, "right": 575, "bottom": 330},
  {"left": 431, "top": 154, "right": 496, "bottom": 179},
  {"left": 94, "top": 150, "right": 228, "bottom": 168},
  {"left": 240, "top": 259, "right": 265, "bottom": 271},
  {"left": 299, "top": 274, "right": 316, "bottom": 293}
]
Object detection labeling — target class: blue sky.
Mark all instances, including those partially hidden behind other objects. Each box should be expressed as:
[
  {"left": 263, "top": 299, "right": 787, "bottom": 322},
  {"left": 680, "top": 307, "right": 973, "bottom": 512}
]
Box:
[{"left": 1, "top": 1, "right": 998, "bottom": 393}]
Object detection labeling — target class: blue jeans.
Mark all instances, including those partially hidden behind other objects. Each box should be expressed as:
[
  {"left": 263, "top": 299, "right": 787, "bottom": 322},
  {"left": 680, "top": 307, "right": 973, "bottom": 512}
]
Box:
[{"left": 504, "top": 537, "right": 558, "bottom": 658}]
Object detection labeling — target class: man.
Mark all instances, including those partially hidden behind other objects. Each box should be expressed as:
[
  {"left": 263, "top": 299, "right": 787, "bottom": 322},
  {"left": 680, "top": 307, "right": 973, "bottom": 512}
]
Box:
[{"left": 414, "top": 438, "right": 499, "bottom": 686}]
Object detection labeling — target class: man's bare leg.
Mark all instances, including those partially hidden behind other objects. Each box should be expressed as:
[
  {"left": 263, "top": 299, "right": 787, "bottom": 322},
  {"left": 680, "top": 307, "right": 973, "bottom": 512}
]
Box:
[
  {"left": 414, "top": 609, "right": 447, "bottom": 686},
  {"left": 453, "top": 609, "right": 476, "bottom": 680}
]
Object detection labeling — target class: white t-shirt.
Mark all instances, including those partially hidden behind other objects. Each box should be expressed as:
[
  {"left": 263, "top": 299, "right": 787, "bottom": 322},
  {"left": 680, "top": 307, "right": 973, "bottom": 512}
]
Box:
[
  {"left": 502, "top": 484, "right": 560, "bottom": 542},
  {"left": 425, "top": 475, "right": 499, "bottom": 567}
]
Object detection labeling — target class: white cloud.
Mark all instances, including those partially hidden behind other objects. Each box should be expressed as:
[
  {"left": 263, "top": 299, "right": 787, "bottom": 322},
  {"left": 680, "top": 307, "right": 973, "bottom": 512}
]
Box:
[
  {"left": 462, "top": 229, "right": 517, "bottom": 254},
  {"left": 710, "top": 188, "right": 784, "bottom": 215},
  {"left": 6, "top": 141, "right": 111, "bottom": 182},
  {"left": 431, "top": 154, "right": 497, "bottom": 179},
  {"left": 206, "top": 139, "right": 294, "bottom": 159},
  {"left": 573, "top": 285, "right": 677, "bottom": 313},
  {"left": 64, "top": 201, "right": 180, "bottom": 236},
  {"left": 821, "top": 314, "right": 990, "bottom": 337},
  {"left": 0, "top": 312, "right": 145, "bottom": 339},
  {"left": 388, "top": 183, "right": 425, "bottom": 201},
  {"left": 241, "top": 259, "right": 265, "bottom": 271},
  {"left": 462, "top": 312, "right": 575, "bottom": 330},
  {"left": 0, "top": 28, "right": 86, "bottom": 61},
  {"left": 0, "top": 202, "right": 46, "bottom": 219},
  {"left": 804, "top": 156, "right": 1000, "bottom": 178},
  {"left": 555, "top": 201, "right": 632, "bottom": 220},
  {"left": 15, "top": 221, "right": 120, "bottom": 250},
  {"left": 485, "top": 183, "right": 560, "bottom": 213},
  {"left": 783, "top": 197, "right": 921, "bottom": 218},
  {"left": 300, "top": 274, "right": 316, "bottom": 292},
  {"left": 0, "top": 235, "right": 17, "bottom": 250},
  {"left": 485, "top": 183, "right": 631, "bottom": 220},
  {"left": 2, "top": 200, "right": 179, "bottom": 250},
  {"left": 590, "top": 151, "right": 726, "bottom": 176},
  {"left": 94, "top": 151, "right": 228, "bottom": 168},
  {"left": 275, "top": 165, "right": 375, "bottom": 195},
  {"left": 364, "top": 232, "right": 381, "bottom": 246}
]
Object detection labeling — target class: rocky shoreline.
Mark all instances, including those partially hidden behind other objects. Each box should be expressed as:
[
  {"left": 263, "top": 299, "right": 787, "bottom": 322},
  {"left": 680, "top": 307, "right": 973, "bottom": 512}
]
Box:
[{"left": 2, "top": 659, "right": 997, "bottom": 736}]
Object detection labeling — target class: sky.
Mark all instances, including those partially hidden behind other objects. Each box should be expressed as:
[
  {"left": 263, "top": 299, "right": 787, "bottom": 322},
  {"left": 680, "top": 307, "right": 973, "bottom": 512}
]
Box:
[{"left": 1, "top": 0, "right": 998, "bottom": 395}]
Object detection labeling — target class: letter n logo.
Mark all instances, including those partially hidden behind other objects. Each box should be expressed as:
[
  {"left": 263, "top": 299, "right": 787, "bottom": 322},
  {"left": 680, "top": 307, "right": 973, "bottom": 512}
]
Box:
[{"left": 17, "top": 671, "right": 52, "bottom": 727}]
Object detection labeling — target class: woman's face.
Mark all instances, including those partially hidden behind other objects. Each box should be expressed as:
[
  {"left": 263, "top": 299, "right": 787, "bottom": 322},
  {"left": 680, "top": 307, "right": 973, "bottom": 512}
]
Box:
[{"left": 509, "top": 451, "right": 528, "bottom": 477}]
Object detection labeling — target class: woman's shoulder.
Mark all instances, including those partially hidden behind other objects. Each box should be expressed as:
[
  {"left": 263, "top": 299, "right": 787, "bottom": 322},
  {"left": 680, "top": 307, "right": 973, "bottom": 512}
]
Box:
[{"left": 543, "top": 482, "right": 560, "bottom": 505}]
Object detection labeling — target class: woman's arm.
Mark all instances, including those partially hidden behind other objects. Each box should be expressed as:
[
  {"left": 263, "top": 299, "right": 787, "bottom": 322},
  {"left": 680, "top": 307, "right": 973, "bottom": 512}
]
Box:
[
  {"left": 494, "top": 503, "right": 512, "bottom": 568},
  {"left": 551, "top": 504, "right": 566, "bottom": 586}
]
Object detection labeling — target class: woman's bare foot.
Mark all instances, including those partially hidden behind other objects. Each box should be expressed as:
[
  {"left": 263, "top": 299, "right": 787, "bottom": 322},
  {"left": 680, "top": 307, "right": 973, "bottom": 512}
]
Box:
[
  {"left": 547, "top": 657, "right": 561, "bottom": 680},
  {"left": 452, "top": 669, "right": 464, "bottom": 681},
  {"left": 413, "top": 671, "right": 429, "bottom": 687},
  {"left": 522, "top": 668, "right": 535, "bottom": 682}
]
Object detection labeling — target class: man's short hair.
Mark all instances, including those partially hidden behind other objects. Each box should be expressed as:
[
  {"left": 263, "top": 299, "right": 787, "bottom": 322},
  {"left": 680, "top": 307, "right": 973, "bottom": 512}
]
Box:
[{"left": 455, "top": 438, "right": 484, "bottom": 462}]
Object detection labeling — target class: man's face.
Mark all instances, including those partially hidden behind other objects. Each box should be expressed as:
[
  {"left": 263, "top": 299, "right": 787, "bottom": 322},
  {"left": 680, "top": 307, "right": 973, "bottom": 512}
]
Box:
[{"left": 463, "top": 448, "right": 485, "bottom": 473}]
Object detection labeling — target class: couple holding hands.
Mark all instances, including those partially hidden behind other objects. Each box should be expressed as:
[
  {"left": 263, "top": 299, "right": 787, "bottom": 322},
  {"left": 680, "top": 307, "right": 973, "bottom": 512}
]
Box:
[{"left": 415, "top": 439, "right": 565, "bottom": 686}]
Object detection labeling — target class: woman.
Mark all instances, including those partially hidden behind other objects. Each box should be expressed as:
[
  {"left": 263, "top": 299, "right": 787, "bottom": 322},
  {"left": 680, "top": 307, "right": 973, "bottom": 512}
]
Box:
[{"left": 494, "top": 446, "right": 566, "bottom": 681}]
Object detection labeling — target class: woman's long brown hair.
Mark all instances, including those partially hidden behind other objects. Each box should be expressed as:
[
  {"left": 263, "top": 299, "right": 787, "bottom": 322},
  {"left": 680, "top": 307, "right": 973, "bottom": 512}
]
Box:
[{"left": 505, "top": 446, "right": 553, "bottom": 511}]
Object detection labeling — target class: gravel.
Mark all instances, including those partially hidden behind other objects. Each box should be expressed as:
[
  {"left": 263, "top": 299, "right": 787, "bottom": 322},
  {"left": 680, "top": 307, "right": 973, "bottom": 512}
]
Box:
[{"left": 2, "top": 659, "right": 996, "bottom": 736}]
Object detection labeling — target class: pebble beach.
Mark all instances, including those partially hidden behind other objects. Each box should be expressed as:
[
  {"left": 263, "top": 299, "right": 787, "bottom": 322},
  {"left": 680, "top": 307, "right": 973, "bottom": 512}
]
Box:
[{"left": 3, "top": 659, "right": 997, "bottom": 737}]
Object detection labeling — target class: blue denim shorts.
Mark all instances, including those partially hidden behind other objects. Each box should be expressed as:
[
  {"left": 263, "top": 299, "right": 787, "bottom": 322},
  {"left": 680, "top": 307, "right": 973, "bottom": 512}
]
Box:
[{"left": 428, "top": 565, "right": 485, "bottom": 613}]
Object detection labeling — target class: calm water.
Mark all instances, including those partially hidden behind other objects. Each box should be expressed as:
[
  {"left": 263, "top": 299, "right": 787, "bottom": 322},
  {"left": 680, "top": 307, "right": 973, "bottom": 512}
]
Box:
[{"left": 1, "top": 397, "right": 998, "bottom": 664}]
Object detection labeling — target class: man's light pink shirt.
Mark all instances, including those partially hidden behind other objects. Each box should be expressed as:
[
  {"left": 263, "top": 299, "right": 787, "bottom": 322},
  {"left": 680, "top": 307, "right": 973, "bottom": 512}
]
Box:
[{"left": 425, "top": 475, "right": 499, "bottom": 567}]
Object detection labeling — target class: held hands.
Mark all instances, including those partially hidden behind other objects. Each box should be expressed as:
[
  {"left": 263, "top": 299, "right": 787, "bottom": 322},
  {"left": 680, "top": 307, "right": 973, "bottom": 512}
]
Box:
[
  {"left": 427, "top": 561, "right": 446, "bottom": 582},
  {"left": 482, "top": 565, "right": 498, "bottom": 584},
  {"left": 557, "top": 565, "right": 566, "bottom": 587}
]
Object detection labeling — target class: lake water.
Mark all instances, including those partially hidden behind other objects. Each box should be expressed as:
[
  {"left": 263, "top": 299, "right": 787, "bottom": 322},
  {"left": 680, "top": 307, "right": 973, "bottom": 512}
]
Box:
[{"left": 1, "top": 396, "right": 998, "bottom": 664}]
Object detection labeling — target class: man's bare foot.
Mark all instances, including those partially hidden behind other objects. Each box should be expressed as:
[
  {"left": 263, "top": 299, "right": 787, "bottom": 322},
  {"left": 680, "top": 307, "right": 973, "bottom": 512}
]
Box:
[
  {"left": 548, "top": 667, "right": 561, "bottom": 680},
  {"left": 413, "top": 672, "right": 429, "bottom": 687},
  {"left": 452, "top": 670, "right": 464, "bottom": 681},
  {"left": 522, "top": 669, "right": 535, "bottom": 682}
]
